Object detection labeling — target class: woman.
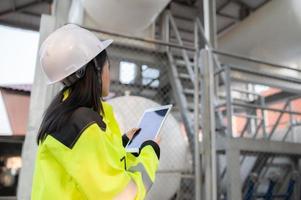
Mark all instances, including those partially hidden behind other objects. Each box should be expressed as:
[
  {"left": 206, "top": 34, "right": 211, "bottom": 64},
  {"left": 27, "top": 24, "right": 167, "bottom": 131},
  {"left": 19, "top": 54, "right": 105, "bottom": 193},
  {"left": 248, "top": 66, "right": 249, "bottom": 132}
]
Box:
[{"left": 31, "top": 24, "right": 160, "bottom": 200}]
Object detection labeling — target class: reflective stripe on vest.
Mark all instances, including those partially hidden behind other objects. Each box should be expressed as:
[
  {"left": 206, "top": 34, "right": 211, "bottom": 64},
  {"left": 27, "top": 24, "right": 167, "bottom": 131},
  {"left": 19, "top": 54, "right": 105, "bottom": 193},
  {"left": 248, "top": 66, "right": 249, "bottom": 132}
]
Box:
[{"left": 128, "top": 163, "right": 153, "bottom": 192}]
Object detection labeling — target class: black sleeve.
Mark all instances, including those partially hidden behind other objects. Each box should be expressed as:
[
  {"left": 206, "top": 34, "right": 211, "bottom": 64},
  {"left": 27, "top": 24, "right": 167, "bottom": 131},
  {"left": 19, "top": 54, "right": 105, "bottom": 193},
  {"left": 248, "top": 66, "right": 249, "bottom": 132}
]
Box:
[
  {"left": 122, "top": 134, "right": 129, "bottom": 147},
  {"left": 123, "top": 134, "right": 160, "bottom": 159},
  {"left": 139, "top": 140, "right": 160, "bottom": 160}
]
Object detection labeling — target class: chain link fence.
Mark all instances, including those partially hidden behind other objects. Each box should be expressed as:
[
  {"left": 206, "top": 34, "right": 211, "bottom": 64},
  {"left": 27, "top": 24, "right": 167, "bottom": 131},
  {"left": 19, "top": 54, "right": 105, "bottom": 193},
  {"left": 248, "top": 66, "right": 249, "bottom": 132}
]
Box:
[{"left": 90, "top": 32, "right": 197, "bottom": 200}]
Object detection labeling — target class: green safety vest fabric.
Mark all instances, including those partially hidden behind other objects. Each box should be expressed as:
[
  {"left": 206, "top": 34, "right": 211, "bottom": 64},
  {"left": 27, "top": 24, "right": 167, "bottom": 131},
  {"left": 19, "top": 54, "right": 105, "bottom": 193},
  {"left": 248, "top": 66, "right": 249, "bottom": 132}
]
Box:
[{"left": 31, "top": 90, "right": 160, "bottom": 200}]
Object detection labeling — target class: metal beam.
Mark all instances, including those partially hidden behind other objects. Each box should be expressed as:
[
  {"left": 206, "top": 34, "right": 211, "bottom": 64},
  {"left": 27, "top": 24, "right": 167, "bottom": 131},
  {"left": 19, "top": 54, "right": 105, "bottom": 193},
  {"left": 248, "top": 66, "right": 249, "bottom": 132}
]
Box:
[
  {"left": 81, "top": 25, "right": 196, "bottom": 51},
  {"left": 0, "top": 0, "right": 45, "bottom": 18},
  {"left": 217, "top": 137, "right": 301, "bottom": 156},
  {"left": 217, "top": 0, "right": 231, "bottom": 12},
  {"left": 230, "top": 70, "right": 301, "bottom": 94},
  {"left": 264, "top": 91, "right": 296, "bottom": 105},
  {"left": 256, "top": 0, "right": 271, "bottom": 10},
  {"left": 232, "top": 102, "right": 301, "bottom": 116},
  {"left": 11, "top": 0, "right": 16, "bottom": 11},
  {"left": 21, "top": 10, "right": 41, "bottom": 17},
  {"left": 0, "top": 18, "right": 40, "bottom": 31},
  {"left": 213, "top": 50, "right": 301, "bottom": 73},
  {"left": 230, "top": 0, "right": 253, "bottom": 11},
  {"left": 225, "top": 63, "right": 301, "bottom": 93},
  {"left": 217, "top": 12, "right": 239, "bottom": 21}
]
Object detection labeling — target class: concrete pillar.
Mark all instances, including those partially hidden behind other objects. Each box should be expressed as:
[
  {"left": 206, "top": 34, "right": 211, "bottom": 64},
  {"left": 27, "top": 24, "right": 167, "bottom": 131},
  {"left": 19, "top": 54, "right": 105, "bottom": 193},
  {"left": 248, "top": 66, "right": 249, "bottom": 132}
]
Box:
[{"left": 17, "top": 1, "right": 71, "bottom": 199}]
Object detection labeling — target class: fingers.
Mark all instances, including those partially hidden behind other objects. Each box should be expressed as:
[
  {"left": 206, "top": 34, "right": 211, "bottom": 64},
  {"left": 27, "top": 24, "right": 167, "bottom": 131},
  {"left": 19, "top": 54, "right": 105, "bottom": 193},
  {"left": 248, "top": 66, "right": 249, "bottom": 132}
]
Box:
[
  {"left": 126, "top": 128, "right": 138, "bottom": 134},
  {"left": 129, "top": 128, "right": 140, "bottom": 133},
  {"left": 134, "top": 128, "right": 141, "bottom": 134},
  {"left": 126, "top": 128, "right": 141, "bottom": 140},
  {"left": 134, "top": 128, "right": 141, "bottom": 133}
]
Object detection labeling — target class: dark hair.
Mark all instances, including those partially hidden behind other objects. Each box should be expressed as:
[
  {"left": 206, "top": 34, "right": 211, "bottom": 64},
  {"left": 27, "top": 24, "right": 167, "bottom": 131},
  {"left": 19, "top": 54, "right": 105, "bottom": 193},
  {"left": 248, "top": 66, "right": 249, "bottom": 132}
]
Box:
[{"left": 37, "top": 50, "right": 108, "bottom": 144}]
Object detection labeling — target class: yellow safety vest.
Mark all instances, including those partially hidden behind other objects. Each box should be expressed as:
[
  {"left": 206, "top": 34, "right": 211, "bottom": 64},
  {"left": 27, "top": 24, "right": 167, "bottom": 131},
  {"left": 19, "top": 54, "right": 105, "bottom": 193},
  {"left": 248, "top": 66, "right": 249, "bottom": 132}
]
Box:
[{"left": 31, "top": 90, "right": 160, "bottom": 200}]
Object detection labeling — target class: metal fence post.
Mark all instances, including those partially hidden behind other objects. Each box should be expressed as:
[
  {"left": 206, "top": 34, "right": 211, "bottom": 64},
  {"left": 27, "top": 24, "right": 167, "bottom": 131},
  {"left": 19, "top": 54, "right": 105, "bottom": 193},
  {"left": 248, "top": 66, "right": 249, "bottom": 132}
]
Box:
[
  {"left": 225, "top": 66, "right": 233, "bottom": 137},
  {"left": 288, "top": 101, "right": 296, "bottom": 142},
  {"left": 200, "top": 49, "right": 217, "bottom": 200},
  {"left": 226, "top": 148, "right": 242, "bottom": 200},
  {"left": 194, "top": 20, "right": 202, "bottom": 200},
  {"left": 260, "top": 96, "right": 267, "bottom": 139}
]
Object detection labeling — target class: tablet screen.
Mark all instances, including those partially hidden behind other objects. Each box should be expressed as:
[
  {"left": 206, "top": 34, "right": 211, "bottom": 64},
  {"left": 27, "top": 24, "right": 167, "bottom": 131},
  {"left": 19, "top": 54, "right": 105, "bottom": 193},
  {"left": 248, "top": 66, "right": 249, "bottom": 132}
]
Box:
[{"left": 126, "top": 108, "right": 169, "bottom": 150}]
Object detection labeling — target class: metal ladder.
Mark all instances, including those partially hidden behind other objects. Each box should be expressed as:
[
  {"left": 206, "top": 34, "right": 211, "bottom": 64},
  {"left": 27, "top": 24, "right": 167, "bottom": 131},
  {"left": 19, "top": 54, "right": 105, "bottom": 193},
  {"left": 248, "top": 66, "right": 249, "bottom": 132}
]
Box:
[
  {"left": 163, "top": 10, "right": 227, "bottom": 200},
  {"left": 164, "top": 10, "right": 227, "bottom": 147},
  {"left": 163, "top": 9, "right": 197, "bottom": 150}
]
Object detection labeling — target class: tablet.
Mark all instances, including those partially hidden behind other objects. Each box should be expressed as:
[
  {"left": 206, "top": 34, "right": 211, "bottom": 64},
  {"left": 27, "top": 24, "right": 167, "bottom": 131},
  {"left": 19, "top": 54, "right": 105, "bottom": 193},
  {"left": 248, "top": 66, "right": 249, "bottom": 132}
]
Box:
[{"left": 125, "top": 104, "right": 172, "bottom": 153}]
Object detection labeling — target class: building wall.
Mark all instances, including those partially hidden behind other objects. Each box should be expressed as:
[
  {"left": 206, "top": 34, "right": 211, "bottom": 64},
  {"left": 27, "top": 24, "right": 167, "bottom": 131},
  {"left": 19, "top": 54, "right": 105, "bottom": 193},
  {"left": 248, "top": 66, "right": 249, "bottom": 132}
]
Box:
[
  {"left": 0, "top": 89, "right": 30, "bottom": 135},
  {"left": 0, "top": 90, "right": 12, "bottom": 135}
]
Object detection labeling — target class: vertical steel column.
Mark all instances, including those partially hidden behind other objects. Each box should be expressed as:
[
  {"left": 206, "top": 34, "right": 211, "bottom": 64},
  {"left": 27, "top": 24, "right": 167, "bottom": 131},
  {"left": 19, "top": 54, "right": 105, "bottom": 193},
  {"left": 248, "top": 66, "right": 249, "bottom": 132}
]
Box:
[
  {"left": 294, "top": 169, "right": 300, "bottom": 200},
  {"left": 162, "top": 10, "right": 170, "bottom": 50},
  {"left": 226, "top": 149, "right": 242, "bottom": 200},
  {"left": 248, "top": 84, "right": 257, "bottom": 136},
  {"left": 288, "top": 102, "right": 296, "bottom": 142},
  {"left": 202, "top": 0, "right": 218, "bottom": 199},
  {"left": 203, "top": 0, "right": 217, "bottom": 49},
  {"left": 225, "top": 66, "right": 233, "bottom": 137},
  {"left": 200, "top": 49, "right": 217, "bottom": 200},
  {"left": 260, "top": 96, "right": 267, "bottom": 139},
  {"left": 194, "top": 20, "right": 202, "bottom": 200},
  {"left": 134, "top": 65, "right": 143, "bottom": 85}
]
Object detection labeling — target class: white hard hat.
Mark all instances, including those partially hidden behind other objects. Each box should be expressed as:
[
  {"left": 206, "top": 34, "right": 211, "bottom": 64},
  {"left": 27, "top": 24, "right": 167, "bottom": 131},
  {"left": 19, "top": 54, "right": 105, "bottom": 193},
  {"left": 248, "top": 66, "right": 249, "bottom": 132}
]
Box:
[{"left": 39, "top": 24, "right": 113, "bottom": 84}]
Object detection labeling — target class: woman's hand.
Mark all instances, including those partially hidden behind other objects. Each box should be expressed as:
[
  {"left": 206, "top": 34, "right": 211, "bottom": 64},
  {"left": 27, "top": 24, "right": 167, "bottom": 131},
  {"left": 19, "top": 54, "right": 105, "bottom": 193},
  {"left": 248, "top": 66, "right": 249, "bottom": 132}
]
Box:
[
  {"left": 126, "top": 128, "right": 161, "bottom": 145},
  {"left": 125, "top": 128, "right": 141, "bottom": 140}
]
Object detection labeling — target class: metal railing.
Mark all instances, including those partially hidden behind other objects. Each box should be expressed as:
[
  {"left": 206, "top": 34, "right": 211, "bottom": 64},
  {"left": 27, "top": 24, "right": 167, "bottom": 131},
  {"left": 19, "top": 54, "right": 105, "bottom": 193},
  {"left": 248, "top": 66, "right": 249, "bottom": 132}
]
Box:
[{"left": 82, "top": 10, "right": 301, "bottom": 199}]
